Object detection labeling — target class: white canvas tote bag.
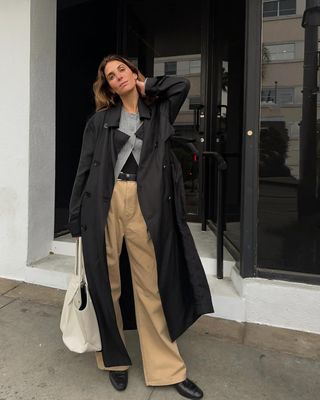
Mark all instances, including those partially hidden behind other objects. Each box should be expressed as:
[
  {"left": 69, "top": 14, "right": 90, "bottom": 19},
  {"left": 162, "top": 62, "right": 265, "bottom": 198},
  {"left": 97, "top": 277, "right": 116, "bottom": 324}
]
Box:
[{"left": 60, "top": 237, "right": 102, "bottom": 353}]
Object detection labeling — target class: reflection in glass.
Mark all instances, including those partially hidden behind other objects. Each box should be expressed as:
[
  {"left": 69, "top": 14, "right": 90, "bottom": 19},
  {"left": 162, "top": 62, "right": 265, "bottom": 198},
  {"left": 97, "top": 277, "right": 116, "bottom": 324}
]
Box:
[
  {"left": 261, "top": 86, "right": 294, "bottom": 104},
  {"left": 264, "top": 43, "right": 295, "bottom": 60},
  {"left": 125, "top": 0, "right": 203, "bottom": 217},
  {"left": 263, "top": 0, "right": 296, "bottom": 18},
  {"left": 164, "top": 61, "right": 177, "bottom": 75},
  {"left": 258, "top": 1, "right": 320, "bottom": 275}
]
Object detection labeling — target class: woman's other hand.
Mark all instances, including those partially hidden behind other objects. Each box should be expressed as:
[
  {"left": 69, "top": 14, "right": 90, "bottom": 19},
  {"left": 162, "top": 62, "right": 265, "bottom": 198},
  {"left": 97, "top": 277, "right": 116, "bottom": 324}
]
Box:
[{"left": 136, "top": 79, "right": 146, "bottom": 97}]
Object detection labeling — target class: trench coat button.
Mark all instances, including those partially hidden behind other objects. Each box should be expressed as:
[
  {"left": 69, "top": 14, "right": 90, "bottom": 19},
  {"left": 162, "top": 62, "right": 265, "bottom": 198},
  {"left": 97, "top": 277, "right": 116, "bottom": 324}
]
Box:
[
  {"left": 168, "top": 195, "right": 172, "bottom": 201},
  {"left": 163, "top": 164, "right": 167, "bottom": 169},
  {"left": 103, "top": 123, "right": 108, "bottom": 128},
  {"left": 93, "top": 160, "right": 100, "bottom": 167},
  {"left": 154, "top": 141, "right": 158, "bottom": 148}
]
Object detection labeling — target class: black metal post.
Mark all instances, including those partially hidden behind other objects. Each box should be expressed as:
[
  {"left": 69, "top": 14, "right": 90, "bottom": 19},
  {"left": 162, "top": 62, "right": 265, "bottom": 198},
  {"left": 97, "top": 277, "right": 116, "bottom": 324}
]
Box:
[
  {"left": 202, "top": 151, "right": 227, "bottom": 278},
  {"left": 216, "top": 166, "right": 224, "bottom": 279},
  {"left": 299, "top": 0, "right": 320, "bottom": 217},
  {"left": 201, "top": 152, "right": 208, "bottom": 231}
]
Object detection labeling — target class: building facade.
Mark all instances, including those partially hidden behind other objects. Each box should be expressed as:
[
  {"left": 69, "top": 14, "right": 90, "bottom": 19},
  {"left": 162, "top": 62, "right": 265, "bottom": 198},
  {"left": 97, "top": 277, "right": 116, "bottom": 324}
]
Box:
[{"left": 0, "top": 0, "right": 320, "bottom": 335}]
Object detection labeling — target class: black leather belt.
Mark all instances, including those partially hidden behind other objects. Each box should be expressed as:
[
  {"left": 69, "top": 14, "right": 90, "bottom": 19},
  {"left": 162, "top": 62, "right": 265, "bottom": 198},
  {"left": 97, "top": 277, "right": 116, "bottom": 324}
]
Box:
[{"left": 117, "top": 171, "right": 137, "bottom": 181}]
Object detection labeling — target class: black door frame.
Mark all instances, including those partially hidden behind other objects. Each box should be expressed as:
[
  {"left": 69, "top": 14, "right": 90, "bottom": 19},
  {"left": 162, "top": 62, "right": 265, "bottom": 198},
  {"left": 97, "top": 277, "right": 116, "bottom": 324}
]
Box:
[
  {"left": 239, "top": 0, "right": 262, "bottom": 278},
  {"left": 199, "top": 0, "right": 216, "bottom": 226},
  {"left": 202, "top": 0, "right": 260, "bottom": 278}
]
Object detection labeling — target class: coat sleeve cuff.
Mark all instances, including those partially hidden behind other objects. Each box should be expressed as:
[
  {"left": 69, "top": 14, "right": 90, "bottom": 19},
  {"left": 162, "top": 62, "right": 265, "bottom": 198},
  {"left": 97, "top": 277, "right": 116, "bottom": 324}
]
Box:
[{"left": 68, "top": 219, "right": 82, "bottom": 237}]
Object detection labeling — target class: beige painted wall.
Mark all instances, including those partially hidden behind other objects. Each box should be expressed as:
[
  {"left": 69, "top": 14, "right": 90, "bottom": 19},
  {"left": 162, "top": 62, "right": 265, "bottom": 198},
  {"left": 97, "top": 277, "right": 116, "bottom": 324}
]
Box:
[
  {"left": 262, "top": 62, "right": 303, "bottom": 86},
  {"left": 263, "top": 17, "right": 304, "bottom": 43}
]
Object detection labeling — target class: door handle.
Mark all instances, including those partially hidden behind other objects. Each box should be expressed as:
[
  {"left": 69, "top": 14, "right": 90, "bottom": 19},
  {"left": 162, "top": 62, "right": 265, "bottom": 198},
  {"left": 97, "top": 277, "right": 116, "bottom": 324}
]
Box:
[{"left": 199, "top": 111, "right": 205, "bottom": 133}]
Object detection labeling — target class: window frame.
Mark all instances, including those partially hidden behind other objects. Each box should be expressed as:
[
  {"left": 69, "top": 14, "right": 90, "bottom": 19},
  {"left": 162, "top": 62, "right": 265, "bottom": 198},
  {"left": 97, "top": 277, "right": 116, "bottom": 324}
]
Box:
[
  {"left": 263, "top": 0, "right": 296, "bottom": 18},
  {"left": 261, "top": 86, "right": 295, "bottom": 105},
  {"left": 164, "top": 61, "right": 177, "bottom": 75},
  {"left": 264, "top": 42, "right": 296, "bottom": 61}
]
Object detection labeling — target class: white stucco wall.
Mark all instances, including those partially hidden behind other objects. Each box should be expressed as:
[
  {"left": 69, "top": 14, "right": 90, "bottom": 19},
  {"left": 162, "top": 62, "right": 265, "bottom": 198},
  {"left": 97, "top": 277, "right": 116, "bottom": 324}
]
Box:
[
  {"left": 0, "top": 0, "right": 56, "bottom": 280},
  {"left": 229, "top": 268, "right": 320, "bottom": 334},
  {"left": 0, "top": 0, "right": 31, "bottom": 280},
  {"left": 28, "top": 0, "right": 56, "bottom": 264},
  {"left": 243, "top": 278, "right": 320, "bottom": 334}
]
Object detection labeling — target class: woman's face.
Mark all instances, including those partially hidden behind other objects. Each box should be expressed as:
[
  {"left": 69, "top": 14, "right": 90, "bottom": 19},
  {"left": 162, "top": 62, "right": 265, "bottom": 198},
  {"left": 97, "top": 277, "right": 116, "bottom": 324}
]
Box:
[{"left": 104, "top": 60, "right": 138, "bottom": 96}]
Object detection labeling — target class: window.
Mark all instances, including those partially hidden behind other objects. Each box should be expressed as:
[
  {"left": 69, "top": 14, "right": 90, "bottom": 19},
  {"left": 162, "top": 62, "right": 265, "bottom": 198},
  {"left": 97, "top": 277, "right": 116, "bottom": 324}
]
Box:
[
  {"left": 264, "top": 43, "right": 295, "bottom": 61},
  {"left": 190, "top": 60, "right": 201, "bottom": 74},
  {"left": 264, "top": 1, "right": 278, "bottom": 17},
  {"left": 259, "top": 0, "right": 320, "bottom": 278},
  {"left": 263, "top": 0, "right": 296, "bottom": 18},
  {"left": 156, "top": 57, "right": 201, "bottom": 76},
  {"left": 261, "top": 87, "right": 294, "bottom": 105},
  {"left": 164, "top": 61, "right": 177, "bottom": 75}
]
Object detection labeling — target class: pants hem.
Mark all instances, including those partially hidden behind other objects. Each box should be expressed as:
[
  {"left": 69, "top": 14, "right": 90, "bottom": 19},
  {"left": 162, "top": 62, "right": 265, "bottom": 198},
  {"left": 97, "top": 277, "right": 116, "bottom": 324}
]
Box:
[{"left": 145, "top": 374, "right": 187, "bottom": 387}]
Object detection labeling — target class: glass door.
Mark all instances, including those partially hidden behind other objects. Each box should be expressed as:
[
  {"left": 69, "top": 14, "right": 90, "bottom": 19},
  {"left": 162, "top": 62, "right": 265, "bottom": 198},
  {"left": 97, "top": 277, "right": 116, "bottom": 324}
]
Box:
[
  {"left": 204, "top": 0, "right": 246, "bottom": 259},
  {"left": 120, "top": 0, "right": 210, "bottom": 221}
]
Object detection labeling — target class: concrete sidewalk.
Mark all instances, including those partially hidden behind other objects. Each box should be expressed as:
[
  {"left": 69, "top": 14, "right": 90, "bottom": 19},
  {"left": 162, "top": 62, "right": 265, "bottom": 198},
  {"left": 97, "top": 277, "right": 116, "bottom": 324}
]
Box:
[{"left": 0, "top": 278, "right": 319, "bottom": 400}]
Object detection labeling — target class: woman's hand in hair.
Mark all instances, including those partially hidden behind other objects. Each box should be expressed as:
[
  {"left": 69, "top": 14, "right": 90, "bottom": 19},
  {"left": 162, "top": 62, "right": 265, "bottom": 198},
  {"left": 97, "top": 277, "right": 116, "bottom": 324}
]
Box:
[{"left": 136, "top": 79, "right": 146, "bottom": 97}]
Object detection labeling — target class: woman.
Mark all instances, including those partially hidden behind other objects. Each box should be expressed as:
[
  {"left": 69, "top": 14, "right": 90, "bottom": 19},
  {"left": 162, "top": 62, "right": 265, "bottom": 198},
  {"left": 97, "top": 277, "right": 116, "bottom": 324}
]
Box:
[{"left": 68, "top": 54, "right": 214, "bottom": 399}]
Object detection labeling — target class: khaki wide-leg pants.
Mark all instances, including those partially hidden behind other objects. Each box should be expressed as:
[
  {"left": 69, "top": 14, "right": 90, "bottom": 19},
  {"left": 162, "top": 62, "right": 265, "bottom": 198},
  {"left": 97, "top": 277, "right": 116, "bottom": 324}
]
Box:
[{"left": 95, "top": 180, "right": 187, "bottom": 386}]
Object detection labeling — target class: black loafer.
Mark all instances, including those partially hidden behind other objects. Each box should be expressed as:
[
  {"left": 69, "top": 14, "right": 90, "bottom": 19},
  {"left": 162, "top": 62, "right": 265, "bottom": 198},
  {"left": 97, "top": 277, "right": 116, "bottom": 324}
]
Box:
[
  {"left": 174, "top": 378, "right": 203, "bottom": 399},
  {"left": 109, "top": 370, "right": 128, "bottom": 391}
]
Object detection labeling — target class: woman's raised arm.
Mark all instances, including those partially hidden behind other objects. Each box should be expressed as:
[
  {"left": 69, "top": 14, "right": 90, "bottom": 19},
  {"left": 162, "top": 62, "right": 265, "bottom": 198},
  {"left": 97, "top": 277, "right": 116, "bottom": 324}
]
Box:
[{"left": 144, "top": 76, "right": 190, "bottom": 124}]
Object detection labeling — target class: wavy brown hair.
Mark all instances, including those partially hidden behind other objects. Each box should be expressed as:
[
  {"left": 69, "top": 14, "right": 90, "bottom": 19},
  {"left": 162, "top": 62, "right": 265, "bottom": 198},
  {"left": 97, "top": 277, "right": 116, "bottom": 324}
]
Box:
[{"left": 93, "top": 54, "right": 146, "bottom": 111}]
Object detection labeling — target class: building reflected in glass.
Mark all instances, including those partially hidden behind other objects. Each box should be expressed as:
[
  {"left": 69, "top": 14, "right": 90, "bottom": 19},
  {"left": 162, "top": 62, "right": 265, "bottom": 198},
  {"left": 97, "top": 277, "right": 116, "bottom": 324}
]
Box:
[{"left": 259, "top": 0, "right": 320, "bottom": 275}]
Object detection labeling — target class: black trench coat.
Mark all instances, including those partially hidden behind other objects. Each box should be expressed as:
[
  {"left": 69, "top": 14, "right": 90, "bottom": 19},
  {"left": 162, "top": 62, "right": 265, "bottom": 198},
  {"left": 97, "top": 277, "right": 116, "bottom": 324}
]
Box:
[{"left": 68, "top": 76, "right": 214, "bottom": 368}]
